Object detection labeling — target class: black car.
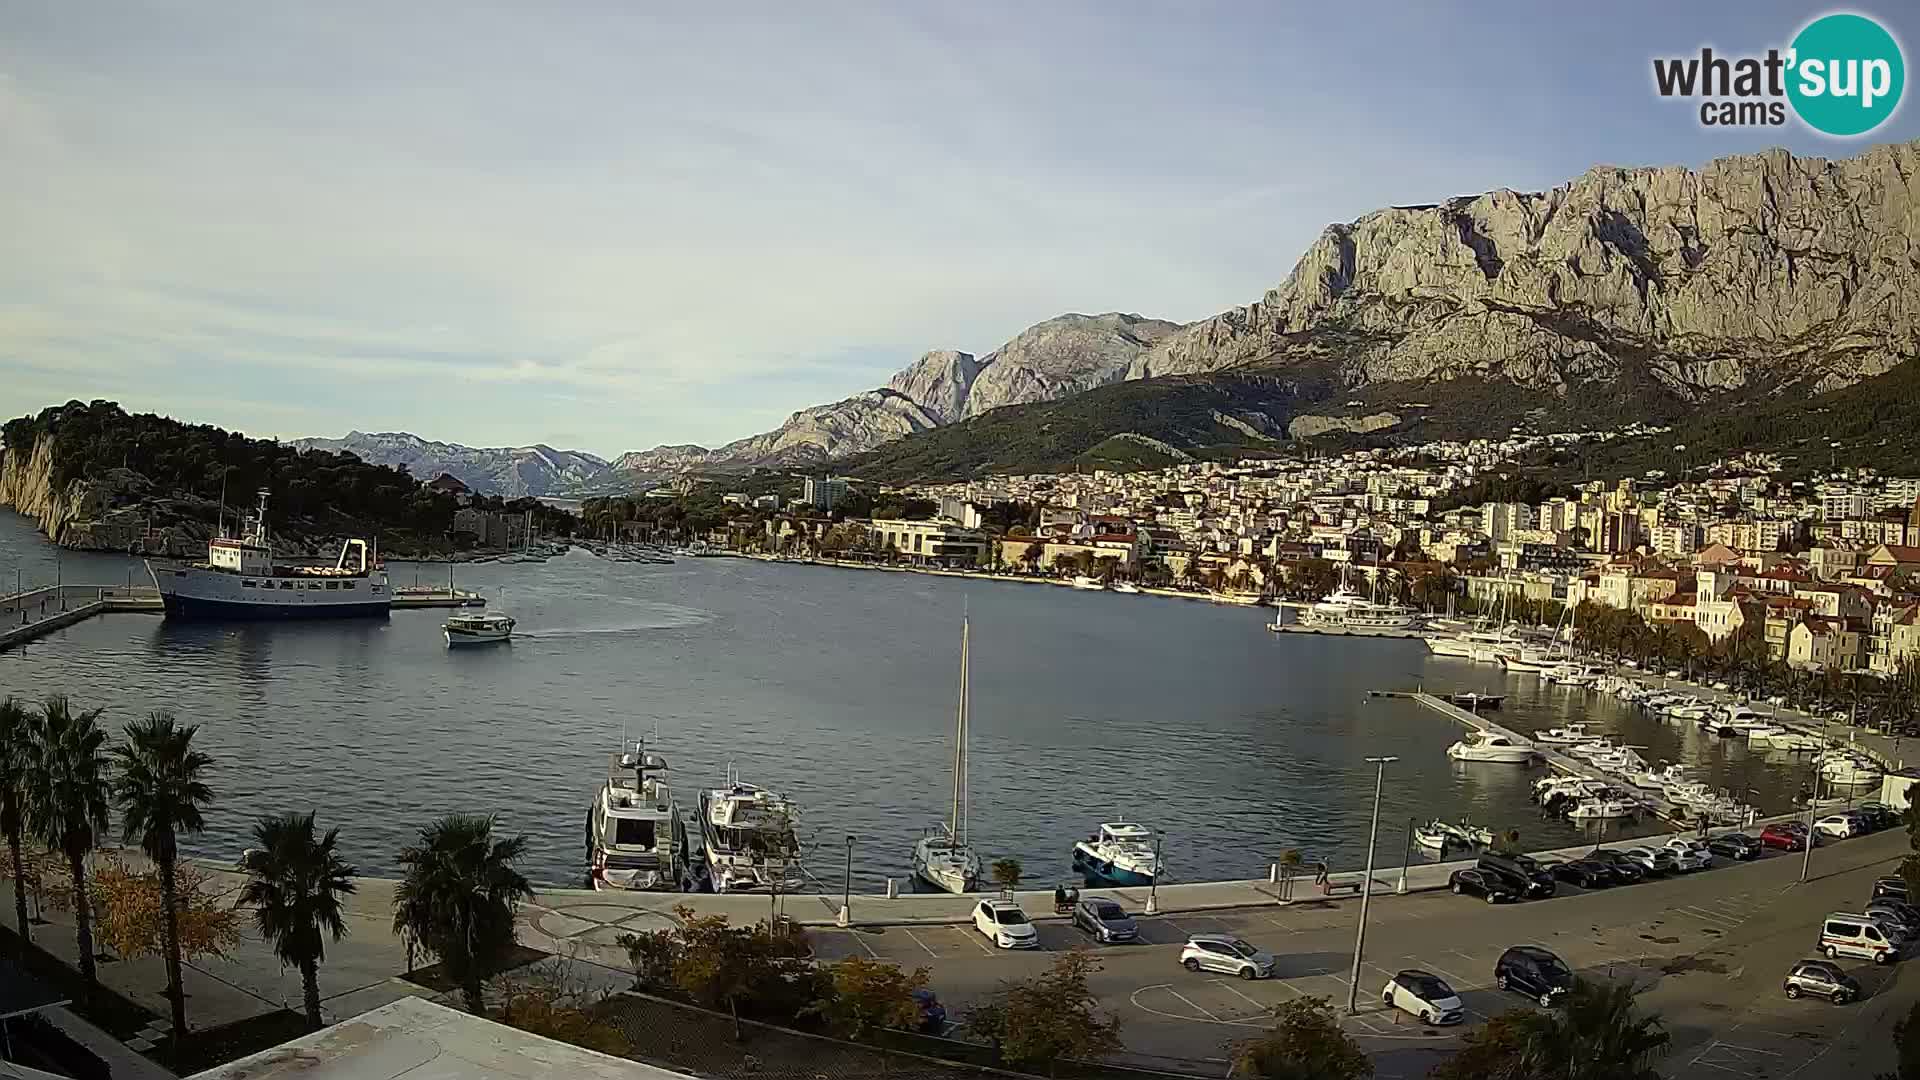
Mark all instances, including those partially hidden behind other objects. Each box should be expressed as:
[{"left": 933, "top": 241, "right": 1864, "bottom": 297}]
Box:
[
  {"left": 1495, "top": 945, "right": 1574, "bottom": 1007},
  {"left": 1585, "top": 849, "right": 1648, "bottom": 884},
  {"left": 1858, "top": 804, "right": 1899, "bottom": 832},
  {"left": 1450, "top": 867, "right": 1519, "bottom": 904},
  {"left": 1874, "top": 876, "right": 1911, "bottom": 902},
  {"left": 1543, "top": 858, "right": 1612, "bottom": 888},
  {"left": 1072, "top": 898, "right": 1138, "bottom": 943},
  {"left": 1478, "top": 853, "right": 1556, "bottom": 898},
  {"left": 1707, "top": 833, "right": 1763, "bottom": 861}
]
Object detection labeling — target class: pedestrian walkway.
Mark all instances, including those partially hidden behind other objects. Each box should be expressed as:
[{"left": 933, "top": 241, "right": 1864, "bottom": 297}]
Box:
[{"left": 40, "top": 1006, "right": 178, "bottom": 1080}]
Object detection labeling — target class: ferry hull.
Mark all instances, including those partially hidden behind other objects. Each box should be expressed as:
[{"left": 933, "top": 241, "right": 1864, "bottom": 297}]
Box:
[
  {"left": 158, "top": 593, "right": 390, "bottom": 620},
  {"left": 1072, "top": 846, "right": 1155, "bottom": 886}
]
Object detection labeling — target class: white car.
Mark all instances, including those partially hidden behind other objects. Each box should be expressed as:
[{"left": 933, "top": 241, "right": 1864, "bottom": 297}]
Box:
[
  {"left": 971, "top": 899, "right": 1038, "bottom": 949},
  {"left": 1621, "top": 846, "right": 1678, "bottom": 875},
  {"left": 1814, "top": 814, "right": 1857, "bottom": 840},
  {"left": 1178, "top": 935, "right": 1276, "bottom": 980},
  {"left": 1663, "top": 838, "right": 1714, "bottom": 871},
  {"left": 1382, "top": 969, "right": 1465, "bottom": 1025}
]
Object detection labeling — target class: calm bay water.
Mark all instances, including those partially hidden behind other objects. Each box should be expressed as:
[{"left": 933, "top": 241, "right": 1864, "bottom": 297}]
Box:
[{"left": 0, "top": 510, "right": 1811, "bottom": 890}]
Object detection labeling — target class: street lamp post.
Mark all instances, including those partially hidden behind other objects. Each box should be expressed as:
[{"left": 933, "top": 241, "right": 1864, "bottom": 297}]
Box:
[
  {"left": 1801, "top": 713, "right": 1831, "bottom": 884},
  {"left": 839, "top": 834, "right": 855, "bottom": 927},
  {"left": 1348, "top": 755, "right": 1397, "bottom": 1014},
  {"left": 1396, "top": 817, "right": 1413, "bottom": 895},
  {"left": 1145, "top": 831, "right": 1164, "bottom": 915}
]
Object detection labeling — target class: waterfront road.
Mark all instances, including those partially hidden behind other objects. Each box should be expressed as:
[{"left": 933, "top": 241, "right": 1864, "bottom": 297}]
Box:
[
  {"left": 6, "top": 829, "right": 1910, "bottom": 1076},
  {"left": 796, "top": 830, "right": 1914, "bottom": 1078}
]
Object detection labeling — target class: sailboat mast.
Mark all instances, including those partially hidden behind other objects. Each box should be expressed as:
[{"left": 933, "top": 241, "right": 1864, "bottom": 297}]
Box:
[{"left": 950, "top": 616, "right": 969, "bottom": 842}]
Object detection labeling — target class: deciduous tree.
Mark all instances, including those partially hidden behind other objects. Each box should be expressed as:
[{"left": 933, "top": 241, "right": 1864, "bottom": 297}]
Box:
[
  {"left": 1231, "top": 996, "right": 1371, "bottom": 1080},
  {"left": 807, "top": 955, "right": 927, "bottom": 1040},
  {"left": 90, "top": 856, "right": 241, "bottom": 969},
  {"left": 966, "top": 951, "right": 1122, "bottom": 1075}
]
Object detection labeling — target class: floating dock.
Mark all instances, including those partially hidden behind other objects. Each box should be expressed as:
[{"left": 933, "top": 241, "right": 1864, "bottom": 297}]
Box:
[{"left": 391, "top": 588, "right": 488, "bottom": 609}]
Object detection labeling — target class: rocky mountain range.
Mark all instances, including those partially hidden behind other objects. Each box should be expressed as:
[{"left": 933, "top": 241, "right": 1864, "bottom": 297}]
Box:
[
  {"left": 312, "top": 138, "right": 1920, "bottom": 491},
  {"left": 288, "top": 432, "right": 608, "bottom": 497}
]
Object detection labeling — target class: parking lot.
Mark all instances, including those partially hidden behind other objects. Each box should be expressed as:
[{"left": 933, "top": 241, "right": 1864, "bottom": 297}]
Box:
[{"left": 802, "top": 828, "right": 1915, "bottom": 1076}]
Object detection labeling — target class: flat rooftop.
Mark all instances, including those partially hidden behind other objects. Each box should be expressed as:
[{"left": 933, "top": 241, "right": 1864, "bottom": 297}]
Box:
[{"left": 187, "top": 997, "right": 692, "bottom": 1080}]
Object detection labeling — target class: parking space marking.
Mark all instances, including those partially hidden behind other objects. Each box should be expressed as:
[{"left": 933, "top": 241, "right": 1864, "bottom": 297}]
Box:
[
  {"left": 843, "top": 930, "right": 881, "bottom": 960},
  {"left": 1677, "top": 905, "right": 1742, "bottom": 929},
  {"left": 1209, "top": 978, "right": 1272, "bottom": 1013},
  {"left": 900, "top": 928, "right": 940, "bottom": 958},
  {"left": 1164, "top": 987, "right": 1223, "bottom": 1022}
]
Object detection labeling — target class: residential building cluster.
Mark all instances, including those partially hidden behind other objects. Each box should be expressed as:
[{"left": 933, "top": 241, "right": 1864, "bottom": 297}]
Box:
[{"left": 726, "top": 432, "right": 1920, "bottom": 676}]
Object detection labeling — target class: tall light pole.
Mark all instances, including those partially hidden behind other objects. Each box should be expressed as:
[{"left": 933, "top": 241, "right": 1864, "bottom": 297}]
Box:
[
  {"left": 1145, "top": 831, "right": 1164, "bottom": 915},
  {"left": 1348, "top": 755, "right": 1397, "bottom": 1014},
  {"left": 1801, "top": 713, "right": 1831, "bottom": 884},
  {"left": 839, "top": 834, "right": 855, "bottom": 927}
]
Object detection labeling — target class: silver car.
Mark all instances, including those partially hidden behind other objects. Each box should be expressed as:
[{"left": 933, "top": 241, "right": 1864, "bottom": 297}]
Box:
[{"left": 1179, "top": 934, "right": 1276, "bottom": 980}]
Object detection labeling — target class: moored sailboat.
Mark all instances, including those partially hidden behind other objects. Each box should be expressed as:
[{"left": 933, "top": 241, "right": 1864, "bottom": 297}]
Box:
[{"left": 912, "top": 615, "right": 983, "bottom": 894}]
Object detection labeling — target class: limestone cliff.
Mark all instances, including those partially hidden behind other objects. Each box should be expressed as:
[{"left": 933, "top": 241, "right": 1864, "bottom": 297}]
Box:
[
  {"left": 0, "top": 435, "right": 91, "bottom": 544},
  {"left": 1128, "top": 140, "right": 1920, "bottom": 400}
]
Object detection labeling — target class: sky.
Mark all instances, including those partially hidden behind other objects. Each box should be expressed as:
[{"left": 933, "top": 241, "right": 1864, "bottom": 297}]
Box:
[{"left": 2, "top": 2, "right": 1916, "bottom": 459}]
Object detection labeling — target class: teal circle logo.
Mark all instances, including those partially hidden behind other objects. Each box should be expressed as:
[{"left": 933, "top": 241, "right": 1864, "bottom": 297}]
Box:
[{"left": 1787, "top": 13, "right": 1905, "bottom": 136}]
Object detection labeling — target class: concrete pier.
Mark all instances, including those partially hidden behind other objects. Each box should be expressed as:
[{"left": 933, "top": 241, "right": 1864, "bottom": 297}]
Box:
[
  {"left": 0, "top": 584, "right": 163, "bottom": 652},
  {"left": 1409, "top": 691, "right": 1696, "bottom": 825}
]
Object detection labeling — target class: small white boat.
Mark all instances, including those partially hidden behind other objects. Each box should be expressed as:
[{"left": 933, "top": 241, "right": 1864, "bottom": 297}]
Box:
[
  {"left": 1414, "top": 819, "right": 1488, "bottom": 850},
  {"left": 1072, "top": 820, "right": 1160, "bottom": 885},
  {"left": 1112, "top": 581, "right": 1141, "bottom": 594},
  {"left": 1821, "top": 755, "right": 1883, "bottom": 787},
  {"left": 1446, "top": 730, "right": 1538, "bottom": 764},
  {"left": 444, "top": 610, "right": 515, "bottom": 645},
  {"left": 1764, "top": 731, "right": 1825, "bottom": 753},
  {"left": 1070, "top": 576, "right": 1106, "bottom": 591},
  {"left": 1534, "top": 724, "right": 1599, "bottom": 746},
  {"left": 1567, "top": 797, "right": 1639, "bottom": 820},
  {"left": 1744, "top": 725, "right": 1788, "bottom": 746}
]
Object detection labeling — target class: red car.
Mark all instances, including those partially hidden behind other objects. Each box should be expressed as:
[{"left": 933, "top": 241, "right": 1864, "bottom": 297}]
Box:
[{"left": 1760, "top": 823, "right": 1808, "bottom": 851}]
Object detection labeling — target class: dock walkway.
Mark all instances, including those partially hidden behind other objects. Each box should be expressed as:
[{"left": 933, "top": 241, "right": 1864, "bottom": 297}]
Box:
[
  {"left": 1408, "top": 692, "right": 1694, "bottom": 824},
  {"left": 0, "top": 585, "right": 163, "bottom": 652}
]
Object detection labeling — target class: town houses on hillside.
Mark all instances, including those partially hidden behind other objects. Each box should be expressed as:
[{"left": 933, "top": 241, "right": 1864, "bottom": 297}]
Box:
[{"left": 683, "top": 428, "right": 1920, "bottom": 678}]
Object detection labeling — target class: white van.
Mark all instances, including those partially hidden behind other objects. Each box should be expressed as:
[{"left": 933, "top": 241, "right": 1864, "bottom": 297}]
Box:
[{"left": 1821, "top": 913, "right": 1900, "bottom": 964}]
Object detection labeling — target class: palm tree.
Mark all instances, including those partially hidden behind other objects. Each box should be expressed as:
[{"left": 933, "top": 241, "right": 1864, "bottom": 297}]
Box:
[
  {"left": 238, "top": 813, "right": 357, "bottom": 1030},
  {"left": 392, "top": 814, "right": 533, "bottom": 1015},
  {"left": 22, "top": 696, "right": 111, "bottom": 1001},
  {"left": 0, "top": 697, "right": 31, "bottom": 945},
  {"left": 111, "top": 712, "right": 214, "bottom": 1042},
  {"left": 1521, "top": 976, "right": 1669, "bottom": 1077}
]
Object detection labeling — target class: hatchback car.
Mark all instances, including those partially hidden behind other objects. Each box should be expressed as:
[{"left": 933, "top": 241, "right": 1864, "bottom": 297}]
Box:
[
  {"left": 1180, "top": 935, "right": 1275, "bottom": 980},
  {"left": 1663, "top": 839, "right": 1714, "bottom": 871},
  {"left": 1072, "top": 898, "right": 1138, "bottom": 943},
  {"left": 1381, "top": 969, "right": 1465, "bottom": 1025},
  {"left": 1495, "top": 945, "right": 1574, "bottom": 1007},
  {"left": 1621, "top": 846, "right": 1678, "bottom": 875},
  {"left": 1707, "top": 833, "right": 1762, "bottom": 861},
  {"left": 1874, "top": 876, "right": 1911, "bottom": 902},
  {"left": 1585, "top": 850, "right": 1647, "bottom": 883},
  {"left": 1784, "top": 959, "right": 1860, "bottom": 1003},
  {"left": 971, "top": 899, "right": 1039, "bottom": 949},
  {"left": 1814, "top": 814, "right": 1857, "bottom": 840},
  {"left": 1450, "top": 867, "right": 1519, "bottom": 903},
  {"left": 1761, "top": 823, "right": 1810, "bottom": 851}
]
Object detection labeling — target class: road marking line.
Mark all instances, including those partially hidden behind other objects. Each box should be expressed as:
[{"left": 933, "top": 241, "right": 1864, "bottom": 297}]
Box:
[
  {"left": 961, "top": 928, "right": 997, "bottom": 955},
  {"left": 1677, "top": 906, "right": 1741, "bottom": 928},
  {"left": 1165, "top": 988, "right": 1223, "bottom": 1022},
  {"left": 851, "top": 931, "right": 880, "bottom": 960},
  {"left": 1415, "top": 961, "right": 1481, "bottom": 992},
  {"left": 901, "top": 928, "right": 940, "bottom": 958},
  {"left": 1159, "top": 917, "right": 1191, "bottom": 935},
  {"left": 1713, "top": 1043, "right": 1785, "bottom": 1057},
  {"left": 1210, "top": 979, "right": 1271, "bottom": 1012}
]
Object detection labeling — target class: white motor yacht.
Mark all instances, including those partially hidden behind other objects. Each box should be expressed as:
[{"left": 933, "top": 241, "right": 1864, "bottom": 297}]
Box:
[
  {"left": 1820, "top": 755, "right": 1884, "bottom": 787},
  {"left": 1072, "top": 820, "right": 1161, "bottom": 886},
  {"left": 1070, "top": 576, "right": 1106, "bottom": 591},
  {"left": 1112, "top": 581, "right": 1142, "bottom": 594},
  {"left": 1446, "top": 730, "right": 1539, "bottom": 764},
  {"left": 912, "top": 615, "right": 983, "bottom": 895},
  {"left": 1744, "top": 725, "right": 1788, "bottom": 746},
  {"left": 587, "top": 743, "right": 689, "bottom": 892},
  {"left": 1302, "top": 566, "right": 1421, "bottom": 632},
  {"left": 1568, "top": 797, "right": 1639, "bottom": 820},
  {"left": 700, "top": 770, "right": 806, "bottom": 893},
  {"left": 1764, "top": 731, "right": 1825, "bottom": 753}
]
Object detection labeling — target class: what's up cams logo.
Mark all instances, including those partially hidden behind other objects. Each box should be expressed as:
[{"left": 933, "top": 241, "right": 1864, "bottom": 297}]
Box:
[{"left": 1652, "top": 11, "right": 1904, "bottom": 136}]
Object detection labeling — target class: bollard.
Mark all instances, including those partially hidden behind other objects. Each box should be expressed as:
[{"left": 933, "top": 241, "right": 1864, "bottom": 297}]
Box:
[
  {"left": 886, "top": 878, "right": 898, "bottom": 899},
  {"left": 1269, "top": 863, "right": 1278, "bottom": 884},
  {"left": 836, "top": 904, "right": 850, "bottom": 928}
]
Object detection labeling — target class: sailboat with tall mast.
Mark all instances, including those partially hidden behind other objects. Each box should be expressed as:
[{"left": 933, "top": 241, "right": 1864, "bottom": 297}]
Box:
[{"left": 912, "top": 615, "right": 983, "bottom": 894}]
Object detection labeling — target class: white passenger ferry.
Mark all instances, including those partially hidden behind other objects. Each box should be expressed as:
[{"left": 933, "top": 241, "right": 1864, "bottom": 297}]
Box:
[{"left": 145, "top": 491, "right": 390, "bottom": 619}]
